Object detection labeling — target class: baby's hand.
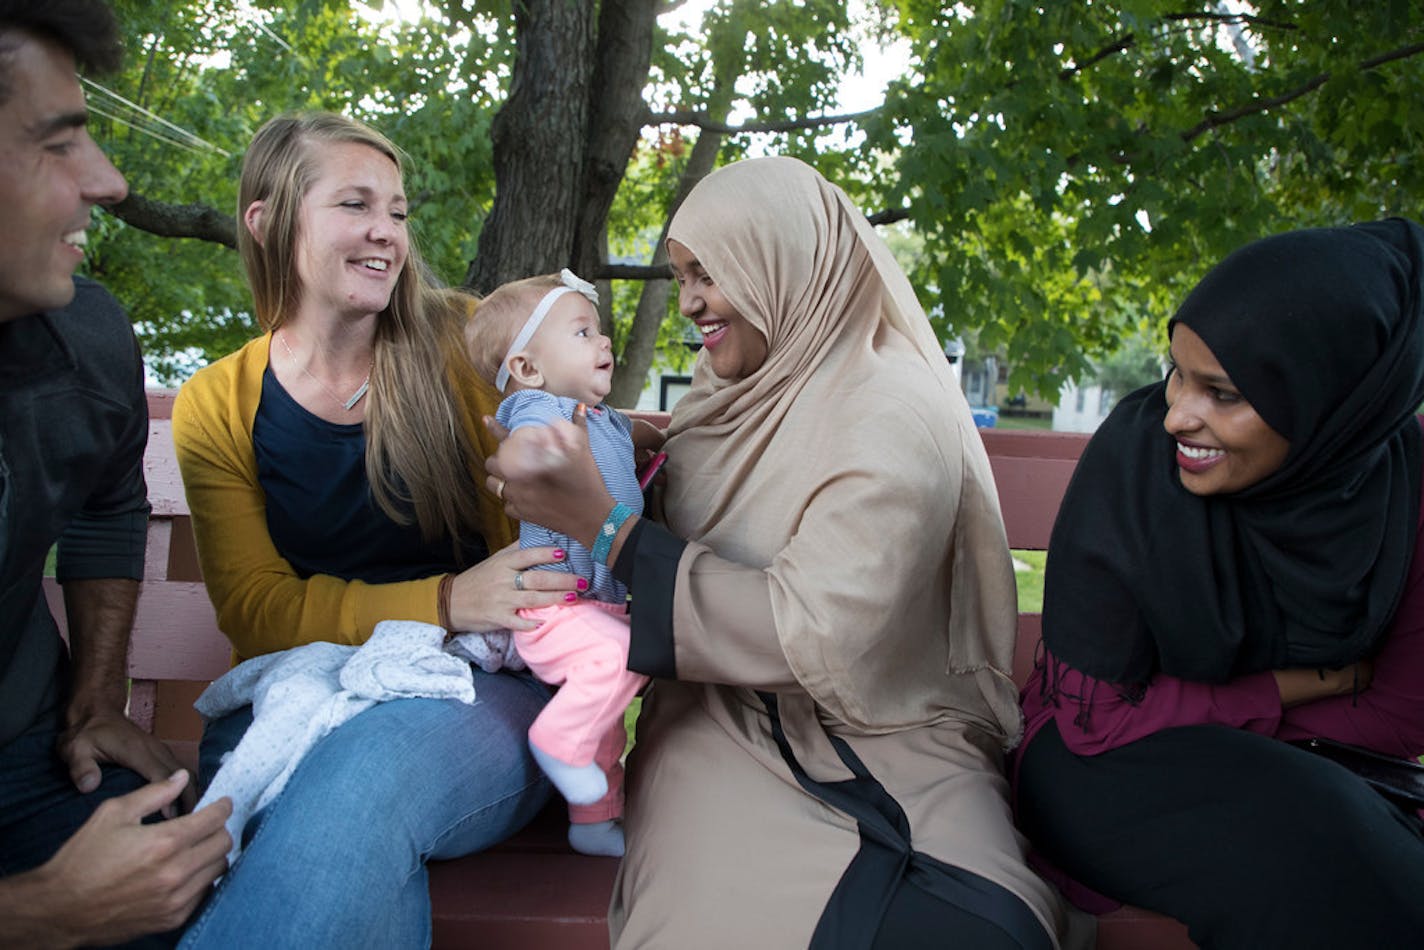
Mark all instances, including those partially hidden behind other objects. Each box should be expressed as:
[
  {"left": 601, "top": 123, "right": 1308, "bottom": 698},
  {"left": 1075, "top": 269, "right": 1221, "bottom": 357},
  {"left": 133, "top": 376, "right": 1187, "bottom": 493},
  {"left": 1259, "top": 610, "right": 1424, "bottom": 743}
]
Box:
[{"left": 631, "top": 418, "right": 667, "bottom": 454}]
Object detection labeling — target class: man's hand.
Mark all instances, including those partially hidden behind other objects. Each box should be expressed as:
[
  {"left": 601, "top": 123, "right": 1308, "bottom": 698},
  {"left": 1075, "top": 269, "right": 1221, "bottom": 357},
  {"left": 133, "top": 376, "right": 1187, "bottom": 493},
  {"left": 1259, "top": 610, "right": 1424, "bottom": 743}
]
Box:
[
  {"left": 0, "top": 772, "right": 232, "bottom": 948},
  {"left": 58, "top": 577, "right": 195, "bottom": 814},
  {"left": 58, "top": 711, "right": 196, "bottom": 815}
]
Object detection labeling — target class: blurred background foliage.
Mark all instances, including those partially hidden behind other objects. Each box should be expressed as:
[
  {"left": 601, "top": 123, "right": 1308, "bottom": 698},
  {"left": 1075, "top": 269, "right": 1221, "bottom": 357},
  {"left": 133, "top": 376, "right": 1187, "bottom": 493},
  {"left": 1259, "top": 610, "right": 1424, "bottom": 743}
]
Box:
[{"left": 87, "top": 1, "right": 1423, "bottom": 397}]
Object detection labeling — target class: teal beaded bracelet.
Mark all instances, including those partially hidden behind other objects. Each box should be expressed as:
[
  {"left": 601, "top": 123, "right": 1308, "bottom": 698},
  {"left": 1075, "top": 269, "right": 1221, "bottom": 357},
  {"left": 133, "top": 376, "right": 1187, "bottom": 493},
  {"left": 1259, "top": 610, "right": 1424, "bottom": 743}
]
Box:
[{"left": 590, "top": 502, "right": 634, "bottom": 565}]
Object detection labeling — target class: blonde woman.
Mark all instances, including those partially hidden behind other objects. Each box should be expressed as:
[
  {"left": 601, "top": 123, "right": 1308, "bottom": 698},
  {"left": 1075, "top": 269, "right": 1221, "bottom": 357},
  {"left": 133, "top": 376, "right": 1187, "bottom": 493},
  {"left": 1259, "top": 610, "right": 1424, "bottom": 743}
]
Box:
[{"left": 172, "top": 112, "right": 575, "bottom": 946}]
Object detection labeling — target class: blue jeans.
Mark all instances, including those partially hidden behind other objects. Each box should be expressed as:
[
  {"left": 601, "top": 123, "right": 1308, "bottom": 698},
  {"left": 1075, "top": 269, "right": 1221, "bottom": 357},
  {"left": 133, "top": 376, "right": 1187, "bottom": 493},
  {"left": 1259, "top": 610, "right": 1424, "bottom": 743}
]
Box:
[{"left": 179, "top": 669, "right": 552, "bottom": 948}]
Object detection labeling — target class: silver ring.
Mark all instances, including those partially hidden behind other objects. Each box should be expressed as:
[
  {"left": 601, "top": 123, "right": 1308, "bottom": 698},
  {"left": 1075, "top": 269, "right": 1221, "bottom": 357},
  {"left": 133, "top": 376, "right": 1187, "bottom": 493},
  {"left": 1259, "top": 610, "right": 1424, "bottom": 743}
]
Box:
[
  {"left": 494, "top": 478, "right": 506, "bottom": 501},
  {"left": 513, "top": 572, "right": 525, "bottom": 591}
]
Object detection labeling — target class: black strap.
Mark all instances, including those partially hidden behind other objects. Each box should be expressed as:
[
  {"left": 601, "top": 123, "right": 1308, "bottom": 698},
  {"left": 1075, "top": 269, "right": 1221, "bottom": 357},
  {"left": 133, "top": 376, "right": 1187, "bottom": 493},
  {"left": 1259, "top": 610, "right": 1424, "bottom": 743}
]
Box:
[
  {"left": 762, "top": 691, "right": 907, "bottom": 947},
  {"left": 759, "top": 691, "right": 1053, "bottom": 950},
  {"left": 621, "top": 518, "right": 683, "bottom": 678}
]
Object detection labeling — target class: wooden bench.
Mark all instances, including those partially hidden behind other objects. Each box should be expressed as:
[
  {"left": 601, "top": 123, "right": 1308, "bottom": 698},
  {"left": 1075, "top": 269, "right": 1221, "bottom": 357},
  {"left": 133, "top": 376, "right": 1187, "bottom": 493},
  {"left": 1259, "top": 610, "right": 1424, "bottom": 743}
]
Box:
[{"left": 42, "top": 391, "right": 1194, "bottom": 950}]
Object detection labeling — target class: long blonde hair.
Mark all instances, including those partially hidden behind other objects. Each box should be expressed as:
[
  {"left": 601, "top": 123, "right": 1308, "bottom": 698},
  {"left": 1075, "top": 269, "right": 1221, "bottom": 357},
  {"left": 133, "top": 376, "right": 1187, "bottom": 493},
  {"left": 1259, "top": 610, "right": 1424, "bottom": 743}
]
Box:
[{"left": 238, "top": 112, "right": 485, "bottom": 551}]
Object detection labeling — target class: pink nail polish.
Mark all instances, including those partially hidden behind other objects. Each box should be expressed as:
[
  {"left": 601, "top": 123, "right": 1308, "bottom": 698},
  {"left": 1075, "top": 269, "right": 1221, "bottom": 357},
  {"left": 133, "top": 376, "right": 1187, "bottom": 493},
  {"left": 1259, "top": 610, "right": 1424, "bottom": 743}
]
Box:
[
  {"left": 576, "top": 578, "right": 589, "bottom": 591},
  {"left": 564, "top": 592, "right": 578, "bottom": 603},
  {"left": 553, "top": 549, "right": 566, "bottom": 560}
]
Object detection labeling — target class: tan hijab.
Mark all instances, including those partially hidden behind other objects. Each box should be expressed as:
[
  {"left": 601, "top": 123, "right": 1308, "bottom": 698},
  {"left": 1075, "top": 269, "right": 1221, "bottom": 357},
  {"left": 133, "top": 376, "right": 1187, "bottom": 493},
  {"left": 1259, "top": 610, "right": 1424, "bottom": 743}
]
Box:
[{"left": 663, "top": 157, "right": 1023, "bottom": 745}]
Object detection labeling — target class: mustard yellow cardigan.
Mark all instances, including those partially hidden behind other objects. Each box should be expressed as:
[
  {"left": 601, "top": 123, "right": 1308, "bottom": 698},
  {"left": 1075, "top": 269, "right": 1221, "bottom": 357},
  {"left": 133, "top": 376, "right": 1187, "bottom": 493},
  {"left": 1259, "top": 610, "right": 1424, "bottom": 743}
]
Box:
[{"left": 172, "top": 332, "right": 515, "bottom": 660}]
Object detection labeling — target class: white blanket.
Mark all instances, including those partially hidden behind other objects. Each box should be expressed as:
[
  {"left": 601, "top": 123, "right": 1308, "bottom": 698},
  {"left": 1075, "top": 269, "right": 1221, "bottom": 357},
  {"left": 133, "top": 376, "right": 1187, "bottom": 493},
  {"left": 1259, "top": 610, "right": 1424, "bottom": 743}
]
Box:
[{"left": 196, "top": 620, "right": 518, "bottom": 865}]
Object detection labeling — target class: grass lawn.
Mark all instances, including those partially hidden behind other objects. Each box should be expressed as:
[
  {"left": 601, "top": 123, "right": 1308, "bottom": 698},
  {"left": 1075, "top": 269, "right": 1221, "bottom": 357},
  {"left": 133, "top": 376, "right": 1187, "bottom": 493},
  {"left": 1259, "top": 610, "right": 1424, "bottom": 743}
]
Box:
[
  {"left": 623, "top": 697, "right": 642, "bottom": 755},
  {"left": 1013, "top": 549, "right": 1047, "bottom": 613},
  {"left": 993, "top": 415, "right": 1054, "bottom": 431}
]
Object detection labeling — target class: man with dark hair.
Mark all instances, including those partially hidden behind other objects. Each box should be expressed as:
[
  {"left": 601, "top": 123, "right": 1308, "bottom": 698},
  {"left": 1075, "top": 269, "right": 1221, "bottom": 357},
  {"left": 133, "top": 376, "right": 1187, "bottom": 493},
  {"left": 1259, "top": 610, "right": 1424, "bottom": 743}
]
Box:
[{"left": 0, "top": 1, "right": 231, "bottom": 945}]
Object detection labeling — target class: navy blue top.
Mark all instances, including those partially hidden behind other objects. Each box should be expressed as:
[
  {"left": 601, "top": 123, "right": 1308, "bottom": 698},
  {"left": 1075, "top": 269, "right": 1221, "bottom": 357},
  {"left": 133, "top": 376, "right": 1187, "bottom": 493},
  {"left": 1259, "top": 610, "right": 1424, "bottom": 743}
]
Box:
[{"left": 253, "top": 368, "right": 486, "bottom": 583}]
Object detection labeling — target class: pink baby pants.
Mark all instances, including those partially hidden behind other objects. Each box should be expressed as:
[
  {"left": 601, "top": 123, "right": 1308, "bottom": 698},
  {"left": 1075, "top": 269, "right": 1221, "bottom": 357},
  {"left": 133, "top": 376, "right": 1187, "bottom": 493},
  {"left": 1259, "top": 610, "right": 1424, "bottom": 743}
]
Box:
[{"left": 515, "top": 600, "right": 648, "bottom": 823}]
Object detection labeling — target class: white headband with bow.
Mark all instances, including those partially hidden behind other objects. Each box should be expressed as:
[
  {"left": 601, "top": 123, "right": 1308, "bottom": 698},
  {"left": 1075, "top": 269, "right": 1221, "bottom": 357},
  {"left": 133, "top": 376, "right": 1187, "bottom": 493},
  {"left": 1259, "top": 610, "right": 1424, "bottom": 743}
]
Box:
[{"left": 495, "top": 268, "right": 600, "bottom": 392}]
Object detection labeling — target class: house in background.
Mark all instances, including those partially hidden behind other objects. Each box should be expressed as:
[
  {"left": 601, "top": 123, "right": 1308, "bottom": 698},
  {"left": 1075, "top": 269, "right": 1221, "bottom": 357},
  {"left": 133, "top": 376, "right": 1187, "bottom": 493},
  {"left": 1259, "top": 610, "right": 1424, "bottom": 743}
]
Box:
[
  {"left": 1055, "top": 338, "right": 1167, "bottom": 432},
  {"left": 1052, "top": 378, "right": 1115, "bottom": 432},
  {"left": 953, "top": 346, "right": 998, "bottom": 410}
]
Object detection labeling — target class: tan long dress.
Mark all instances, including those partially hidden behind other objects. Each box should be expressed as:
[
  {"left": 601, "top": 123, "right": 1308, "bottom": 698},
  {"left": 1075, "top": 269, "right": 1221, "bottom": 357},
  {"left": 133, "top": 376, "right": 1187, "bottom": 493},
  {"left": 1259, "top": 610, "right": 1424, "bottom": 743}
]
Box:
[{"left": 608, "top": 157, "right": 1084, "bottom": 949}]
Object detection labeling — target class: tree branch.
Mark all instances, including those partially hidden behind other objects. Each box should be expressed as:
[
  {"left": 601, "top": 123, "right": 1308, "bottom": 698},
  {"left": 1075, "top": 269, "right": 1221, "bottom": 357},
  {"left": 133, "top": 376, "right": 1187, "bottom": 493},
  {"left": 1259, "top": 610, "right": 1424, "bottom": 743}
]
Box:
[
  {"left": 591, "top": 206, "right": 908, "bottom": 283},
  {"left": 595, "top": 262, "right": 672, "bottom": 280},
  {"left": 1181, "top": 41, "right": 1424, "bottom": 142},
  {"left": 107, "top": 192, "right": 237, "bottom": 249},
  {"left": 867, "top": 207, "right": 910, "bottom": 226},
  {"left": 1062, "top": 35, "right": 1136, "bottom": 79},
  {"left": 1061, "top": 12, "right": 1298, "bottom": 81},
  {"left": 1160, "top": 11, "right": 1297, "bottom": 31},
  {"left": 647, "top": 106, "right": 879, "bottom": 135}
]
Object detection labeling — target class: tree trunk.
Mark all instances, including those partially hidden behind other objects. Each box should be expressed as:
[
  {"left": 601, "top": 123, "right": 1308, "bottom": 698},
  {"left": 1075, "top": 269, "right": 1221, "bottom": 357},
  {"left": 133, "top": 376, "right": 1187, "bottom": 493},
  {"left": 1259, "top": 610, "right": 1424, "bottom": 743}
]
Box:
[
  {"left": 607, "top": 127, "right": 723, "bottom": 407},
  {"left": 607, "top": 42, "right": 740, "bottom": 408},
  {"left": 464, "top": 0, "right": 597, "bottom": 293},
  {"left": 574, "top": 0, "right": 658, "bottom": 282}
]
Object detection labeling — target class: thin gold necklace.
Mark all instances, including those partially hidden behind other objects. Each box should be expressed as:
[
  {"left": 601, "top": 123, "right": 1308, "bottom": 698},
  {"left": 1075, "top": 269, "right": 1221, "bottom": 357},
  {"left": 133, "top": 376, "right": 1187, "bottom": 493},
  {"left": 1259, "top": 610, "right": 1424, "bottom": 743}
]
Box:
[{"left": 277, "top": 330, "right": 372, "bottom": 411}]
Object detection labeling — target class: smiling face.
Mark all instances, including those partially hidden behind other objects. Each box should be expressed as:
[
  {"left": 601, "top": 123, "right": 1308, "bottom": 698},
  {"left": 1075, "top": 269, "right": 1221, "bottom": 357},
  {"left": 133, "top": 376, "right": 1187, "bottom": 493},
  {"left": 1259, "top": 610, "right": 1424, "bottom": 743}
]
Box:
[
  {"left": 288, "top": 140, "right": 408, "bottom": 322},
  {"left": 1164, "top": 323, "right": 1291, "bottom": 495},
  {"left": 667, "top": 239, "right": 768, "bottom": 382},
  {"left": 519, "top": 292, "right": 614, "bottom": 405},
  {"left": 0, "top": 31, "right": 127, "bottom": 322}
]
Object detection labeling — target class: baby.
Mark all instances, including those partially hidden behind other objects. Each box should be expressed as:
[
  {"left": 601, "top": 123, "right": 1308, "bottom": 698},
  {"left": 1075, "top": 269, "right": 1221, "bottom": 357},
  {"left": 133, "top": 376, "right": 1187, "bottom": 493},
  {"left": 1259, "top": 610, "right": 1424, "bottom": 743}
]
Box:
[{"left": 465, "top": 268, "right": 658, "bottom": 857}]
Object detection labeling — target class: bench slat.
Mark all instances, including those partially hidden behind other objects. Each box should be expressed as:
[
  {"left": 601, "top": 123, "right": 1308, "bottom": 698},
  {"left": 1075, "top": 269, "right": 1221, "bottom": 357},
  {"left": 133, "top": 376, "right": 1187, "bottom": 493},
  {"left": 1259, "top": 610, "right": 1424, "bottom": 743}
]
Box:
[
  {"left": 990, "top": 453, "right": 1081, "bottom": 551},
  {"left": 429, "top": 852, "right": 615, "bottom": 941},
  {"left": 43, "top": 578, "right": 230, "bottom": 681},
  {"left": 145, "top": 420, "right": 187, "bottom": 518}
]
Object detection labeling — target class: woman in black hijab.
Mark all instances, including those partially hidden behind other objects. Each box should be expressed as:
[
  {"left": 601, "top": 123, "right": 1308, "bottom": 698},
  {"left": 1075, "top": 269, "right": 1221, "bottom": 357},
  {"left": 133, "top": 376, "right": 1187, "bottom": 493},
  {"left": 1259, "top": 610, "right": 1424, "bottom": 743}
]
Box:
[{"left": 1015, "top": 218, "right": 1424, "bottom": 947}]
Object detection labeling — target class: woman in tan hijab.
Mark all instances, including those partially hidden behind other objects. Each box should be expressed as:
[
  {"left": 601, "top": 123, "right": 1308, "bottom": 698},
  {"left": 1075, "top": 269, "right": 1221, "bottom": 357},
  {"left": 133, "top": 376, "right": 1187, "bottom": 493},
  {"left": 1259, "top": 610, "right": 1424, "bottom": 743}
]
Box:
[{"left": 487, "top": 156, "right": 1080, "bottom": 949}]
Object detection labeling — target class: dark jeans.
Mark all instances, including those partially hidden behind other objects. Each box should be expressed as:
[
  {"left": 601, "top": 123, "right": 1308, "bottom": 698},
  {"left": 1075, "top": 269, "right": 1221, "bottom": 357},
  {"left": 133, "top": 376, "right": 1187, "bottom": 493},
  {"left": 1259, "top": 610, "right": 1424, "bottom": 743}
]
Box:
[
  {"left": 0, "top": 712, "right": 177, "bottom": 948},
  {"left": 1018, "top": 721, "right": 1424, "bottom": 949},
  {"left": 0, "top": 712, "right": 148, "bottom": 876}
]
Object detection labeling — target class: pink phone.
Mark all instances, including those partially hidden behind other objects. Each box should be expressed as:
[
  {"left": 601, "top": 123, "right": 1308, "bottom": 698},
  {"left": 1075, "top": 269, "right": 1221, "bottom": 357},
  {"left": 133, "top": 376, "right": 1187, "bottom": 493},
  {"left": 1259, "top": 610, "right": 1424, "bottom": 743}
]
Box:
[{"left": 637, "top": 451, "right": 668, "bottom": 491}]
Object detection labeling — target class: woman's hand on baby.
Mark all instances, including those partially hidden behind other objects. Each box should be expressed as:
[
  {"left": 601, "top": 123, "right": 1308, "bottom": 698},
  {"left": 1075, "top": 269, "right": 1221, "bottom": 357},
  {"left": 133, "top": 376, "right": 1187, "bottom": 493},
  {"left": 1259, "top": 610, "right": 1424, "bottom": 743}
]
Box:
[
  {"left": 447, "top": 543, "right": 583, "bottom": 632},
  {"left": 483, "top": 410, "right": 614, "bottom": 548},
  {"left": 494, "top": 424, "right": 582, "bottom": 479}
]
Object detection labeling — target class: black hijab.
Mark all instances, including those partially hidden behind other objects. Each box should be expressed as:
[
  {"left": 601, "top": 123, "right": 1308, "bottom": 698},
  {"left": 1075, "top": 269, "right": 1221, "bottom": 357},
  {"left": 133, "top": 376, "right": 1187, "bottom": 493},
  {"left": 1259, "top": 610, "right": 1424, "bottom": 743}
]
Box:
[{"left": 1043, "top": 218, "right": 1424, "bottom": 686}]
